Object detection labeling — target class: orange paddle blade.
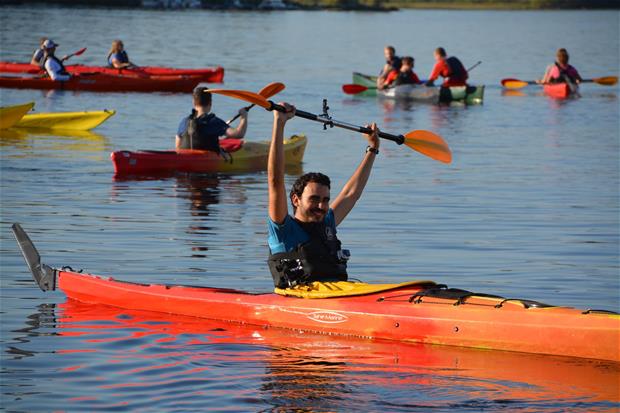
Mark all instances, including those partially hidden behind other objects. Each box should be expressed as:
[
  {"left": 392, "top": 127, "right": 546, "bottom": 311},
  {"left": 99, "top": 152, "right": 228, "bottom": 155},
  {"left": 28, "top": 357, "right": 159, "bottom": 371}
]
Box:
[
  {"left": 404, "top": 130, "right": 452, "bottom": 164},
  {"left": 342, "top": 84, "right": 369, "bottom": 94},
  {"left": 258, "top": 82, "right": 285, "bottom": 98},
  {"left": 501, "top": 78, "right": 530, "bottom": 89},
  {"left": 208, "top": 89, "right": 271, "bottom": 109},
  {"left": 592, "top": 76, "right": 618, "bottom": 86}
]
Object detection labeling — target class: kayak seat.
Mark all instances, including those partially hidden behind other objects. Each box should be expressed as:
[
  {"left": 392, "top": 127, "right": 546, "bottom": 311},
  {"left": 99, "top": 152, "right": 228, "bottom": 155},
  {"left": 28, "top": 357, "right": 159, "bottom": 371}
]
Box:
[{"left": 220, "top": 138, "right": 244, "bottom": 153}]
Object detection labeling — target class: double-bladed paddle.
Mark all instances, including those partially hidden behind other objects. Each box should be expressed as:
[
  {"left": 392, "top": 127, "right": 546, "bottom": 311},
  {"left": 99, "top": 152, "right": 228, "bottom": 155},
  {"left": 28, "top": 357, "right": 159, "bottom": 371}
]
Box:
[
  {"left": 226, "top": 82, "right": 285, "bottom": 125},
  {"left": 501, "top": 76, "right": 618, "bottom": 90},
  {"left": 209, "top": 87, "right": 452, "bottom": 164},
  {"left": 60, "top": 47, "right": 87, "bottom": 62},
  {"left": 343, "top": 61, "right": 482, "bottom": 95}
]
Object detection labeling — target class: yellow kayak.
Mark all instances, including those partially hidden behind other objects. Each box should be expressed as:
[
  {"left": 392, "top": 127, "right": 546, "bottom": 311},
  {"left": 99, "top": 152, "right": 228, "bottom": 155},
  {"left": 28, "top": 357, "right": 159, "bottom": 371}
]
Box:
[
  {"left": 14, "top": 109, "right": 116, "bottom": 131},
  {"left": 0, "top": 102, "right": 35, "bottom": 129}
]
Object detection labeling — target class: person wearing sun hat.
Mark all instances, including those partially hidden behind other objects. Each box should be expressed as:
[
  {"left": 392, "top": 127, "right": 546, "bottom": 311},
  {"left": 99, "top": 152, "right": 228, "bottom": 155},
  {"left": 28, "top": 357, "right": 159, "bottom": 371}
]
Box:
[{"left": 42, "top": 39, "right": 71, "bottom": 81}]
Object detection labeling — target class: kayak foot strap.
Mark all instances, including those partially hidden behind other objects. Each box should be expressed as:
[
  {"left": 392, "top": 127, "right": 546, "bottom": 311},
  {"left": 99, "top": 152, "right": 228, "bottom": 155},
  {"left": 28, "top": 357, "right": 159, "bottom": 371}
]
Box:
[{"left": 11, "top": 223, "right": 57, "bottom": 292}]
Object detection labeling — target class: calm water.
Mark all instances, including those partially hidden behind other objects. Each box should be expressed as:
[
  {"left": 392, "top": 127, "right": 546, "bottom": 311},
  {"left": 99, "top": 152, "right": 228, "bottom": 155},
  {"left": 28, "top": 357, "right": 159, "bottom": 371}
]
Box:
[{"left": 1, "top": 6, "right": 619, "bottom": 412}]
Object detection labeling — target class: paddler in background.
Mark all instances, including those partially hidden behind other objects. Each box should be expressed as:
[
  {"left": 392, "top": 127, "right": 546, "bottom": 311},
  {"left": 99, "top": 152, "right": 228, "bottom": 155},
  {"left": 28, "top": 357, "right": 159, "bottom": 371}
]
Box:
[
  {"left": 42, "top": 39, "right": 71, "bottom": 81},
  {"left": 30, "top": 37, "right": 48, "bottom": 67},
  {"left": 175, "top": 87, "right": 248, "bottom": 151},
  {"left": 107, "top": 39, "right": 137, "bottom": 69},
  {"left": 266, "top": 102, "right": 380, "bottom": 289},
  {"left": 538, "top": 48, "right": 582, "bottom": 85},
  {"left": 377, "top": 56, "right": 421, "bottom": 90},
  {"left": 425, "top": 47, "right": 468, "bottom": 87},
  {"left": 376, "top": 45, "right": 402, "bottom": 89}
]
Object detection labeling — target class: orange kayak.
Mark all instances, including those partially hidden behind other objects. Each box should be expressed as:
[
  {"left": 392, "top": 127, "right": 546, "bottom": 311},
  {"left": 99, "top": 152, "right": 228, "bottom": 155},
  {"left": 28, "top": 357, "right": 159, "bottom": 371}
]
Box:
[
  {"left": 0, "top": 61, "right": 224, "bottom": 83},
  {"left": 0, "top": 72, "right": 200, "bottom": 93},
  {"left": 543, "top": 83, "right": 575, "bottom": 99},
  {"left": 12, "top": 223, "right": 620, "bottom": 363}
]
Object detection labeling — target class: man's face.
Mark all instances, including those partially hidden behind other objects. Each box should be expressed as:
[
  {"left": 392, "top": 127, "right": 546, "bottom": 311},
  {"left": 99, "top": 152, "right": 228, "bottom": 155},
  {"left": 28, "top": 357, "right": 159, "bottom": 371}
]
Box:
[
  {"left": 293, "top": 182, "right": 330, "bottom": 223},
  {"left": 384, "top": 48, "right": 394, "bottom": 61}
]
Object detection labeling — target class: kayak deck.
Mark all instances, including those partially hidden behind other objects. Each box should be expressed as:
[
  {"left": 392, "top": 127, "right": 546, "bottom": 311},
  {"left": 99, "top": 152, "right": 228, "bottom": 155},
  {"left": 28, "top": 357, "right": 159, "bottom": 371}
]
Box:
[
  {"left": 111, "top": 134, "right": 307, "bottom": 175},
  {"left": 0, "top": 101, "right": 35, "bottom": 129},
  {"left": 0, "top": 61, "right": 225, "bottom": 83},
  {"left": 12, "top": 222, "right": 619, "bottom": 363},
  {"left": 353, "top": 72, "right": 484, "bottom": 104},
  {"left": 14, "top": 109, "right": 116, "bottom": 131}
]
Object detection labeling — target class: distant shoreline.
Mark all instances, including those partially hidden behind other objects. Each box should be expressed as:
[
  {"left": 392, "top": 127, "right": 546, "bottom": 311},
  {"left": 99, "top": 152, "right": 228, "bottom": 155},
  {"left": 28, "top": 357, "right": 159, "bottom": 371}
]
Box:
[{"left": 3, "top": 0, "right": 618, "bottom": 10}]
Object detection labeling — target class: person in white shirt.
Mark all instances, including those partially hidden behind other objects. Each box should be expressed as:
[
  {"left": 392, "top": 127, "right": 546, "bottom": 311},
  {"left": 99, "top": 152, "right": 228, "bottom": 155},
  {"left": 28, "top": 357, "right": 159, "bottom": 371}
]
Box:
[{"left": 42, "top": 39, "right": 71, "bottom": 81}]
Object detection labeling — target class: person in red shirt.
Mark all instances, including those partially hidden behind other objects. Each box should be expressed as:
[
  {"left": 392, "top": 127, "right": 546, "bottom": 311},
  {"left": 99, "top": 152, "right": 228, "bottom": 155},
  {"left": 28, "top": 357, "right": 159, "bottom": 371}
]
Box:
[
  {"left": 426, "top": 47, "right": 468, "bottom": 87},
  {"left": 378, "top": 56, "right": 421, "bottom": 90}
]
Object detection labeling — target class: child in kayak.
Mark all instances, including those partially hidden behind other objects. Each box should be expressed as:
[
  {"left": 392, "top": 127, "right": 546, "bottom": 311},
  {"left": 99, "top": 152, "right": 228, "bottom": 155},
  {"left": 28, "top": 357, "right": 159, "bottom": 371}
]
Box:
[
  {"left": 107, "top": 40, "right": 137, "bottom": 69},
  {"left": 539, "top": 48, "right": 582, "bottom": 85},
  {"left": 378, "top": 56, "right": 421, "bottom": 90},
  {"left": 266, "top": 102, "right": 380, "bottom": 289},
  {"left": 426, "top": 47, "right": 468, "bottom": 87},
  {"left": 175, "top": 87, "right": 248, "bottom": 151},
  {"left": 42, "top": 40, "right": 71, "bottom": 81}
]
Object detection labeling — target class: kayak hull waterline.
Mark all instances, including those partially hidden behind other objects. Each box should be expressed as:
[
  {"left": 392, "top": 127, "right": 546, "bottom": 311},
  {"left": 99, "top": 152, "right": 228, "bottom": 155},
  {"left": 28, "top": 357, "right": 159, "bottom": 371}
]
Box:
[
  {"left": 353, "top": 72, "right": 485, "bottom": 105},
  {"left": 0, "top": 73, "right": 200, "bottom": 93},
  {"left": 0, "top": 101, "right": 34, "bottom": 129},
  {"left": 15, "top": 110, "right": 115, "bottom": 130},
  {"left": 111, "top": 134, "right": 307, "bottom": 175},
  {"left": 0, "top": 61, "right": 224, "bottom": 83},
  {"left": 12, "top": 224, "right": 619, "bottom": 363}
]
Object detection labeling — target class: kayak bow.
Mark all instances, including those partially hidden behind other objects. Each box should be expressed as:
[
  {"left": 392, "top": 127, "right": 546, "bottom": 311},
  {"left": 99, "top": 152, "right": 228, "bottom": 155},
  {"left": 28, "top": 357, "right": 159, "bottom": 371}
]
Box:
[{"left": 12, "top": 223, "right": 620, "bottom": 362}]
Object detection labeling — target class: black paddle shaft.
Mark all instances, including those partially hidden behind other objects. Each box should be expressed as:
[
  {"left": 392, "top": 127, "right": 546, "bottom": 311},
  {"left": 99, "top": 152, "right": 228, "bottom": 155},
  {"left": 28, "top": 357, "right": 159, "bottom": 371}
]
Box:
[{"left": 268, "top": 101, "right": 405, "bottom": 145}]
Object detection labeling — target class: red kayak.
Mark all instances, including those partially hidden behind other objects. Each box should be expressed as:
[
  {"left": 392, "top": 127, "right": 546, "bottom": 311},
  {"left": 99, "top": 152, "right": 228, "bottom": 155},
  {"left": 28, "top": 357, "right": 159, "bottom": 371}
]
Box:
[
  {"left": 12, "top": 223, "right": 620, "bottom": 362},
  {"left": 0, "top": 72, "right": 200, "bottom": 93},
  {"left": 0, "top": 61, "right": 224, "bottom": 83},
  {"left": 543, "top": 83, "right": 575, "bottom": 99}
]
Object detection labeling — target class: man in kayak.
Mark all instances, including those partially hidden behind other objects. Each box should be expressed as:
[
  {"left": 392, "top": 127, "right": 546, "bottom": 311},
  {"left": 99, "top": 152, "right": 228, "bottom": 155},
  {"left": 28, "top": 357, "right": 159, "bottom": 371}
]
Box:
[
  {"left": 175, "top": 87, "right": 248, "bottom": 151},
  {"left": 42, "top": 39, "right": 71, "bottom": 81},
  {"left": 378, "top": 56, "right": 421, "bottom": 90},
  {"left": 376, "top": 45, "right": 402, "bottom": 89},
  {"left": 426, "top": 47, "right": 468, "bottom": 87},
  {"left": 267, "top": 102, "right": 380, "bottom": 289},
  {"left": 30, "top": 37, "right": 48, "bottom": 67},
  {"left": 539, "top": 48, "right": 582, "bottom": 85},
  {"left": 107, "top": 40, "right": 137, "bottom": 69}
]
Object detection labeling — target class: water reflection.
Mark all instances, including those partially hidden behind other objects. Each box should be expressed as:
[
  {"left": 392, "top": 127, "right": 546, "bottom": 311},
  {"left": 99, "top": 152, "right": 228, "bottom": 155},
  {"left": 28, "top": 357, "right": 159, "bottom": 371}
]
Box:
[
  {"left": 0, "top": 127, "right": 111, "bottom": 153},
  {"left": 2, "top": 300, "right": 618, "bottom": 412}
]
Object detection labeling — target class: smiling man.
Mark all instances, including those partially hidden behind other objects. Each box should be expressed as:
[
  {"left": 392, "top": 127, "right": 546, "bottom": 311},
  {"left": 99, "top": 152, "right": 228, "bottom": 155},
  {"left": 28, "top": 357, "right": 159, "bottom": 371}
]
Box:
[{"left": 266, "top": 102, "right": 380, "bottom": 289}]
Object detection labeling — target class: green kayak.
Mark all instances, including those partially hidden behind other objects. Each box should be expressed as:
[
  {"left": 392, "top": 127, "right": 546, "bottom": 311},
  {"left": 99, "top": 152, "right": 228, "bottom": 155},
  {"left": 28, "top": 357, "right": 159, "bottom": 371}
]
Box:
[{"left": 352, "top": 72, "right": 484, "bottom": 105}]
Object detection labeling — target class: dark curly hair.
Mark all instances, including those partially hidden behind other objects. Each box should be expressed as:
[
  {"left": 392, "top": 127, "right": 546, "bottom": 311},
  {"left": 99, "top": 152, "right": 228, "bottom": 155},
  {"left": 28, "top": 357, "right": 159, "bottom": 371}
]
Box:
[{"left": 289, "top": 172, "right": 330, "bottom": 212}]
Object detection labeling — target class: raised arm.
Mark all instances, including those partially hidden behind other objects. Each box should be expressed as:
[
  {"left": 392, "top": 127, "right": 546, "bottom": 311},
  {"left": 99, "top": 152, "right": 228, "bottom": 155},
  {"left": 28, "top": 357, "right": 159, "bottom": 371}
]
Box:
[
  {"left": 331, "top": 123, "right": 380, "bottom": 226},
  {"left": 268, "top": 103, "right": 296, "bottom": 224}
]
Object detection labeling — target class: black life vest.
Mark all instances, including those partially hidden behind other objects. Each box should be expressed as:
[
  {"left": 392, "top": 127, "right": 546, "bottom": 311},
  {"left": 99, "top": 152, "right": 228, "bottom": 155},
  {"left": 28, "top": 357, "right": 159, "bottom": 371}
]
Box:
[
  {"left": 393, "top": 71, "right": 415, "bottom": 86},
  {"left": 44, "top": 55, "right": 69, "bottom": 76},
  {"left": 268, "top": 218, "right": 349, "bottom": 289},
  {"left": 445, "top": 56, "right": 468, "bottom": 82},
  {"left": 179, "top": 112, "right": 221, "bottom": 152}
]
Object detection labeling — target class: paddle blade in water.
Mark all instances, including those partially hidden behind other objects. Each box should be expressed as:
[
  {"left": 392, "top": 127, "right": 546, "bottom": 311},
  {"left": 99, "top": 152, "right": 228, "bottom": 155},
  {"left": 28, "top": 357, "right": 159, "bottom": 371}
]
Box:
[
  {"left": 501, "top": 78, "right": 529, "bottom": 89},
  {"left": 208, "top": 89, "right": 271, "bottom": 109},
  {"left": 258, "top": 82, "right": 285, "bottom": 98},
  {"left": 404, "top": 130, "right": 452, "bottom": 164},
  {"left": 342, "top": 84, "right": 369, "bottom": 94}
]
